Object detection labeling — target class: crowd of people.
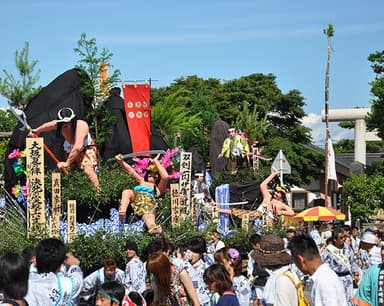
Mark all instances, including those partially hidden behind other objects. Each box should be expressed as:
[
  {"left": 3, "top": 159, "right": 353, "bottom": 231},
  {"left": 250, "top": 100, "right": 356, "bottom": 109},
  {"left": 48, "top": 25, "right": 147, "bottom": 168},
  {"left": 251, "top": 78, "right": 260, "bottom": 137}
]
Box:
[
  {"left": 1, "top": 222, "right": 384, "bottom": 306},
  {"left": 4, "top": 109, "right": 383, "bottom": 305}
]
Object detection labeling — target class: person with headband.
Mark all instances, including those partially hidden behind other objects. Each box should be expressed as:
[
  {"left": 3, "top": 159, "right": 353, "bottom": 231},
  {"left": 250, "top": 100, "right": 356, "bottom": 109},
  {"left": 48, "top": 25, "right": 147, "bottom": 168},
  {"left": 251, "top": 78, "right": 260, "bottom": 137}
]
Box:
[
  {"left": 30, "top": 107, "right": 99, "bottom": 188},
  {"left": 218, "top": 127, "right": 250, "bottom": 173},
  {"left": 95, "top": 281, "right": 125, "bottom": 306}
]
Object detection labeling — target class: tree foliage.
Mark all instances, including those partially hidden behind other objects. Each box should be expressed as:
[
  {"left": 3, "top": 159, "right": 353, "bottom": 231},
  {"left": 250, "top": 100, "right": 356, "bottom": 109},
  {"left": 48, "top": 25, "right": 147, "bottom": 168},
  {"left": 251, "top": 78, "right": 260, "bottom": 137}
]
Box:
[
  {"left": 343, "top": 173, "right": 384, "bottom": 222},
  {"left": 367, "top": 50, "right": 384, "bottom": 138},
  {"left": 0, "top": 109, "right": 17, "bottom": 132},
  {"left": 323, "top": 24, "right": 335, "bottom": 38},
  {"left": 0, "top": 109, "right": 17, "bottom": 174},
  {"left": 73, "top": 33, "right": 121, "bottom": 143},
  {"left": 151, "top": 73, "right": 322, "bottom": 186},
  {"left": 151, "top": 89, "right": 202, "bottom": 148},
  {"left": 0, "top": 42, "right": 41, "bottom": 109}
]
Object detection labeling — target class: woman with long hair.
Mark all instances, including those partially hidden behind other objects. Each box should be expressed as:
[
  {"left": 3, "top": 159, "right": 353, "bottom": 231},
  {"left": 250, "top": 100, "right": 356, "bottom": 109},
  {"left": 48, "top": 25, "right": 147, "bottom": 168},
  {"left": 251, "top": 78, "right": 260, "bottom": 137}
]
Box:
[
  {"left": 146, "top": 252, "right": 200, "bottom": 306},
  {"left": 214, "top": 247, "right": 251, "bottom": 305}
]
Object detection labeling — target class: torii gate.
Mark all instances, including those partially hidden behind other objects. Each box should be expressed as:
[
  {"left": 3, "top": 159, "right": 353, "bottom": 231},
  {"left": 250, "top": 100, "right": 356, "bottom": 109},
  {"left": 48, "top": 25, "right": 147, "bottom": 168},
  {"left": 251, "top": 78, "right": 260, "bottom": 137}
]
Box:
[{"left": 321, "top": 107, "right": 380, "bottom": 166}]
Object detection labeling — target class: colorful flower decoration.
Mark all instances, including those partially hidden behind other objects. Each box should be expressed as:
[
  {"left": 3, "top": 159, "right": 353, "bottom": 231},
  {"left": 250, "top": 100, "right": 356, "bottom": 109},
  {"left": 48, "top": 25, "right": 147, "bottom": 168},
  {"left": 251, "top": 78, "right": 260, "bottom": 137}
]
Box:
[
  {"left": 11, "top": 184, "right": 28, "bottom": 204},
  {"left": 251, "top": 140, "right": 260, "bottom": 148},
  {"left": 12, "top": 159, "right": 26, "bottom": 177},
  {"left": 8, "top": 148, "right": 26, "bottom": 159},
  {"left": 132, "top": 147, "right": 181, "bottom": 180},
  {"left": 228, "top": 248, "right": 240, "bottom": 260},
  {"left": 237, "top": 131, "right": 249, "bottom": 142}
]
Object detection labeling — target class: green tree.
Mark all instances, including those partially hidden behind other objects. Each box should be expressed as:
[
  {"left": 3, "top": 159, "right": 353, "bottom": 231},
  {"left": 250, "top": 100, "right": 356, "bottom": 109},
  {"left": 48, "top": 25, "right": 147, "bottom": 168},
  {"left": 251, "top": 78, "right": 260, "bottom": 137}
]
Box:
[
  {"left": 219, "top": 73, "right": 282, "bottom": 123},
  {"left": 0, "top": 109, "right": 17, "bottom": 132},
  {"left": 222, "top": 74, "right": 319, "bottom": 185},
  {"left": 234, "top": 101, "right": 269, "bottom": 145},
  {"left": 343, "top": 173, "right": 384, "bottom": 222},
  {"left": 189, "top": 83, "right": 220, "bottom": 158},
  {"left": 334, "top": 139, "right": 354, "bottom": 153},
  {"left": 367, "top": 50, "right": 384, "bottom": 138},
  {"left": 0, "top": 109, "right": 17, "bottom": 174},
  {"left": 73, "top": 33, "right": 121, "bottom": 143},
  {"left": 152, "top": 73, "right": 322, "bottom": 186},
  {"left": 0, "top": 42, "right": 41, "bottom": 109},
  {"left": 151, "top": 89, "right": 202, "bottom": 148}
]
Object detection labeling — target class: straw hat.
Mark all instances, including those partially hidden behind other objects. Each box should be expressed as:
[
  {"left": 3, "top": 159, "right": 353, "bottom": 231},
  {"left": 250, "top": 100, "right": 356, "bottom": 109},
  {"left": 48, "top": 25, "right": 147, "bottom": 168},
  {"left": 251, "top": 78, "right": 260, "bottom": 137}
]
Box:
[{"left": 251, "top": 235, "right": 292, "bottom": 267}]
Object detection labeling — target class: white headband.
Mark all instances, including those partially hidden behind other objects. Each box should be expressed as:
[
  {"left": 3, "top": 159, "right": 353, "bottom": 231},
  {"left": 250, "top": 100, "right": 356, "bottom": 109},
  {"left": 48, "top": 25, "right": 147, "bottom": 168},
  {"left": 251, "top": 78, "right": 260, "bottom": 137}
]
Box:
[{"left": 57, "top": 107, "right": 76, "bottom": 123}]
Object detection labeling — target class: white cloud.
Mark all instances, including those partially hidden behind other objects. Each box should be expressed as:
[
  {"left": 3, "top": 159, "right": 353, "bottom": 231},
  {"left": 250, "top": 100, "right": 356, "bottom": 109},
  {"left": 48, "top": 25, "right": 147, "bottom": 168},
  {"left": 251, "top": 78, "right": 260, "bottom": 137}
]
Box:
[{"left": 303, "top": 113, "right": 354, "bottom": 146}]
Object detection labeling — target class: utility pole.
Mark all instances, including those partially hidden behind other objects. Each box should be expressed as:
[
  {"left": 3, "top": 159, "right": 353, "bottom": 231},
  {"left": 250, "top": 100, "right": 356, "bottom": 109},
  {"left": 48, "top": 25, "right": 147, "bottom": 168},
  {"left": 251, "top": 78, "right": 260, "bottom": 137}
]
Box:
[{"left": 323, "top": 24, "right": 334, "bottom": 207}]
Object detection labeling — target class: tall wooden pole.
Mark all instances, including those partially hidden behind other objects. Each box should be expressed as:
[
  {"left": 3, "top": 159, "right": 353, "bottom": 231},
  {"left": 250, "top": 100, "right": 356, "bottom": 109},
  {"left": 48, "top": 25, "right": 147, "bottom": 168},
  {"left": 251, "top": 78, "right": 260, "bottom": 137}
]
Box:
[{"left": 324, "top": 25, "right": 334, "bottom": 207}]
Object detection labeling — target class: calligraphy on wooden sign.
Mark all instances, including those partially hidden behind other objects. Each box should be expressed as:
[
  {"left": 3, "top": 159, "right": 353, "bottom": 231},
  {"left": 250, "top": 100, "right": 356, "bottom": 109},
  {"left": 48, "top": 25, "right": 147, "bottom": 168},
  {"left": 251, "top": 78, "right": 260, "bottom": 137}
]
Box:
[
  {"left": 50, "top": 172, "right": 61, "bottom": 238},
  {"left": 26, "top": 137, "right": 45, "bottom": 237},
  {"left": 67, "top": 200, "right": 76, "bottom": 243}
]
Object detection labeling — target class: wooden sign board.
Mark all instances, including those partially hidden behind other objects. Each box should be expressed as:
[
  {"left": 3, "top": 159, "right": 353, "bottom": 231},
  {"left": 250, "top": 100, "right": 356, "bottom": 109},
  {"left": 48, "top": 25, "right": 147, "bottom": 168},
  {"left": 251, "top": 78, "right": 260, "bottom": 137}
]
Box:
[
  {"left": 170, "top": 183, "right": 180, "bottom": 227},
  {"left": 26, "top": 137, "right": 45, "bottom": 236},
  {"left": 50, "top": 172, "right": 61, "bottom": 238},
  {"left": 67, "top": 200, "right": 76, "bottom": 243},
  {"left": 179, "top": 152, "right": 192, "bottom": 220}
]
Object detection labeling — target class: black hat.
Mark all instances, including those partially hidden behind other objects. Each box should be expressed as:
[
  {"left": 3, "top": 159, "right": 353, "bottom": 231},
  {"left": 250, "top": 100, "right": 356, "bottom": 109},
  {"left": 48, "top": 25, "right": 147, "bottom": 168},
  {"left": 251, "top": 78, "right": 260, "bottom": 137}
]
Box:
[{"left": 125, "top": 240, "right": 139, "bottom": 254}]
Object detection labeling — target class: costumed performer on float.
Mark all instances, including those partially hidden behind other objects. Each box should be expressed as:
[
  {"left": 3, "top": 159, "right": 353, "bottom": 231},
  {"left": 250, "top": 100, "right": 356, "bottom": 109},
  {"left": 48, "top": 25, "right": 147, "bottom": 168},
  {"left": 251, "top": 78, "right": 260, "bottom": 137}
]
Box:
[
  {"left": 30, "top": 107, "right": 99, "bottom": 189},
  {"left": 257, "top": 170, "right": 294, "bottom": 221},
  {"left": 115, "top": 153, "right": 168, "bottom": 234},
  {"left": 218, "top": 127, "right": 250, "bottom": 173}
]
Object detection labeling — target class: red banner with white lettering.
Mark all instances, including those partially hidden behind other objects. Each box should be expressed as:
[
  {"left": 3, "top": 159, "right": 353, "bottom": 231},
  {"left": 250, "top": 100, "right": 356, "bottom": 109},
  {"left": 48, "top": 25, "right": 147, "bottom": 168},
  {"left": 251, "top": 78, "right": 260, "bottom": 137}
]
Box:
[{"left": 122, "top": 84, "right": 151, "bottom": 152}]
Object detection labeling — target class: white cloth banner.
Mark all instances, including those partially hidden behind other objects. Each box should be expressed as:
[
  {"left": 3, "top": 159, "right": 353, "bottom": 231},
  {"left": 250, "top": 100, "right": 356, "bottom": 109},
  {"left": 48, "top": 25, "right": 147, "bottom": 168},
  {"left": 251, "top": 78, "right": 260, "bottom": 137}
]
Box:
[{"left": 327, "top": 138, "right": 337, "bottom": 181}]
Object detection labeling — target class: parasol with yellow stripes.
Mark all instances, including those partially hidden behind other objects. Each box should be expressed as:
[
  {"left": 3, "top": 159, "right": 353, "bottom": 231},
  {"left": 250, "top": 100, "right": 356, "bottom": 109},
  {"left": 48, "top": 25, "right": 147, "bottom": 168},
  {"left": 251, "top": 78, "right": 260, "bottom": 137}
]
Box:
[{"left": 294, "top": 206, "right": 346, "bottom": 222}]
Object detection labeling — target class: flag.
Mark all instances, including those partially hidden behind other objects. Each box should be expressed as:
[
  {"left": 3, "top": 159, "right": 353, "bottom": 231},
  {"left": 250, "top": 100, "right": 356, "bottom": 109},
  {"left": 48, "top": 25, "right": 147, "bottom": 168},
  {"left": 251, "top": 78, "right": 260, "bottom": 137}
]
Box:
[
  {"left": 122, "top": 84, "right": 151, "bottom": 152},
  {"left": 327, "top": 137, "right": 337, "bottom": 181}
]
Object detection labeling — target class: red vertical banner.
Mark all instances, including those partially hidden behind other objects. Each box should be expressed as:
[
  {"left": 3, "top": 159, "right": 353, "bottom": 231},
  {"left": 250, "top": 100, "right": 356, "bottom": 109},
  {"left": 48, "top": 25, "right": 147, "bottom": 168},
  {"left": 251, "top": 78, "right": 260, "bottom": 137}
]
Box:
[{"left": 122, "top": 84, "right": 151, "bottom": 152}]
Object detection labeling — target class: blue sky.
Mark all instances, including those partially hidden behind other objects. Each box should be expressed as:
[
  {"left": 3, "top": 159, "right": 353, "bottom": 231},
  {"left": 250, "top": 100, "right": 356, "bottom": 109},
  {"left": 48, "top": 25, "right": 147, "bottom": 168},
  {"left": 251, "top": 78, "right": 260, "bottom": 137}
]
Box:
[{"left": 1, "top": 0, "right": 383, "bottom": 145}]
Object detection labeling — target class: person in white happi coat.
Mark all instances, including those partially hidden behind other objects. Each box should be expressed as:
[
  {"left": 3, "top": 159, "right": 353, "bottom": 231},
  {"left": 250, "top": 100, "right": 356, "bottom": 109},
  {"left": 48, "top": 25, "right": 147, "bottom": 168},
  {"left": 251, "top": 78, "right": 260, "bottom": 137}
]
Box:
[
  {"left": 81, "top": 258, "right": 125, "bottom": 302},
  {"left": 123, "top": 240, "right": 147, "bottom": 294},
  {"left": 25, "top": 238, "right": 83, "bottom": 306}
]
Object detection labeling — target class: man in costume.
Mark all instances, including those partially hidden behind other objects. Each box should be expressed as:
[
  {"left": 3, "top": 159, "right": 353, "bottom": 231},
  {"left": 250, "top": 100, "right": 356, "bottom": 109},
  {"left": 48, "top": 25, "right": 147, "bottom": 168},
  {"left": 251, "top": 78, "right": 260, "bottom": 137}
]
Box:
[
  {"left": 192, "top": 172, "right": 213, "bottom": 204},
  {"left": 31, "top": 107, "right": 99, "bottom": 188},
  {"left": 218, "top": 127, "right": 250, "bottom": 173},
  {"left": 257, "top": 171, "right": 295, "bottom": 223},
  {"left": 216, "top": 171, "right": 294, "bottom": 227},
  {"left": 192, "top": 172, "right": 215, "bottom": 228}
]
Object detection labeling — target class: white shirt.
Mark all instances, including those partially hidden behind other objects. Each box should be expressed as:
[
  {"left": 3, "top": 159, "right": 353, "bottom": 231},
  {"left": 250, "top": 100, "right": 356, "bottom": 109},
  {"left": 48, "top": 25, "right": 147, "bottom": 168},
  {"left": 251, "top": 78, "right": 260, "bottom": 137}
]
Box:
[
  {"left": 310, "top": 263, "right": 348, "bottom": 306},
  {"left": 124, "top": 257, "right": 147, "bottom": 294},
  {"left": 350, "top": 236, "right": 360, "bottom": 255},
  {"left": 369, "top": 245, "right": 382, "bottom": 265},
  {"left": 310, "top": 229, "right": 323, "bottom": 247},
  {"left": 263, "top": 266, "right": 298, "bottom": 306},
  {"left": 25, "top": 265, "right": 83, "bottom": 306},
  {"left": 232, "top": 274, "right": 251, "bottom": 306},
  {"left": 215, "top": 240, "right": 225, "bottom": 251},
  {"left": 247, "top": 251, "right": 255, "bottom": 277},
  {"left": 81, "top": 267, "right": 125, "bottom": 300}
]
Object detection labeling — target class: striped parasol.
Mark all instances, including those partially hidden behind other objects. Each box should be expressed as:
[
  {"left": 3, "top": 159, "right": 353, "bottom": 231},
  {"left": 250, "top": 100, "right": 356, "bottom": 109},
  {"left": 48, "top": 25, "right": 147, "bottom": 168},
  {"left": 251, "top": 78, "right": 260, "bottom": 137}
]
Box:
[{"left": 294, "top": 206, "right": 346, "bottom": 222}]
